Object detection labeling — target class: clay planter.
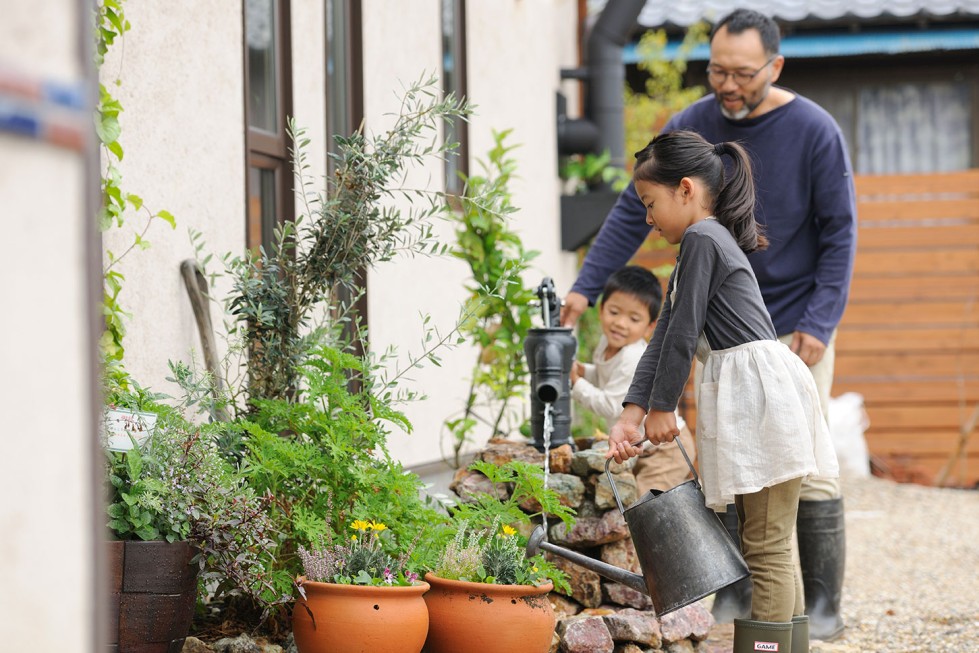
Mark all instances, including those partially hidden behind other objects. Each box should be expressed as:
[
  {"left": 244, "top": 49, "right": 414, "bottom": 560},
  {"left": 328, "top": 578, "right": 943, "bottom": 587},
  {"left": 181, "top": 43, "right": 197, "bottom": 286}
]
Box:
[
  {"left": 423, "top": 574, "right": 555, "bottom": 653},
  {"left": 107, "top": 540, "right": 199, "bottom": 653},
  {"left": 292, "top": 580, "right": 430, "bottom": 653}
]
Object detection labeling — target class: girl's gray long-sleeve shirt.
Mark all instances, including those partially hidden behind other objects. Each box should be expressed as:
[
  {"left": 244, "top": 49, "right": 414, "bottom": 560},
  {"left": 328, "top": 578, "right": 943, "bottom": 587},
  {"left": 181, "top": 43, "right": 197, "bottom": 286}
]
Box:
[{"left": 623, "top": 219, "right": 778, "bottom": 413}]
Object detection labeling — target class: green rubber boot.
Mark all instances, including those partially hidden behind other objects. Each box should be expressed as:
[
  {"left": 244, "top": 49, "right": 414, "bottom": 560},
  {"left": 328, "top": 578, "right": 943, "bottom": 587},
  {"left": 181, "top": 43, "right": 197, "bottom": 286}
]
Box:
[
  {"left": 733, "top": 619, "right": 794, "bottom": 653},
  {"left": 791, "top": 615, "right": 810, "bottom": 653}
]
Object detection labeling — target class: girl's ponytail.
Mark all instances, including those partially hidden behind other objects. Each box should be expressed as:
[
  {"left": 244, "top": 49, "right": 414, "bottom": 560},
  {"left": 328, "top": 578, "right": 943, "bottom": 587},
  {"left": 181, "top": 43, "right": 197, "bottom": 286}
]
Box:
[
  {"left": 713, "top": 141, "right": 768, "bottom": 252},
  {"left": 633, "top": 131, "right": 768, "bottom": 254}
]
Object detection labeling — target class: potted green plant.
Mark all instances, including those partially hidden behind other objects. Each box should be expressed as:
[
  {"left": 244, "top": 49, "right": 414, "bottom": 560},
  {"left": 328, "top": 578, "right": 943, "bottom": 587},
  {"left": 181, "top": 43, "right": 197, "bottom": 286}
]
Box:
[
  {"left": 292, "top": 519, "right": 430, "bottom": 653},
  {"left": 423, "top": 460, "right": 574, "bottom": 653},
  {"left": 104, "top": 387, "right": 280, "bottom": 651},
  {"left": 175, "top": 75, "right": 496, "bottom": 636},
  {"left": 558, "top": 150, "right": 630, "bottom": 251},
  {"left": 102, "top": 383, "right": 159, "bottom": 452}
]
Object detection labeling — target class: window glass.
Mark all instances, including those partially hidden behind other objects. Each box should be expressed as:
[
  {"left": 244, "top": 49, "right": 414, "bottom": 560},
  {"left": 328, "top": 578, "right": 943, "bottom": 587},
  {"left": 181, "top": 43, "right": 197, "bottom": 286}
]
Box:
[
  {"left": 247, "top": 166, "right": 277, "bottom": 251},
  {"left": 857, "top": 81, "right": 972, "bottom": 174},
  {"left": 441, "top": 0, "right": 467, "bottom": 193},
  {"left": 326, "top": 0, "right": 352, "bottom": 146},
  {"left": 246, "top": 0, "right": 278, "bottom": 133}
]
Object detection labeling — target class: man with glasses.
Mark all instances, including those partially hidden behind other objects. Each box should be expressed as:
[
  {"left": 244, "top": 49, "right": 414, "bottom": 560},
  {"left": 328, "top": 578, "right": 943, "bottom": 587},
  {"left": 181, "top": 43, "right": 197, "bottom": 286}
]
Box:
[{"left": 561, "top": 8, "right": 856, "bottom": 645}]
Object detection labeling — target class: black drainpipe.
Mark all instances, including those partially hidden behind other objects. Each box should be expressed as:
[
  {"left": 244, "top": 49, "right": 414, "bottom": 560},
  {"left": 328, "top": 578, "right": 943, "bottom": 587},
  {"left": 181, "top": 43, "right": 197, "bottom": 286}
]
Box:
[
  {"left": 585, "top": 0, "right": 646, "bottom": 169},
  {"left": 559, "top": 0, "right": 645, "bottom": 169}
]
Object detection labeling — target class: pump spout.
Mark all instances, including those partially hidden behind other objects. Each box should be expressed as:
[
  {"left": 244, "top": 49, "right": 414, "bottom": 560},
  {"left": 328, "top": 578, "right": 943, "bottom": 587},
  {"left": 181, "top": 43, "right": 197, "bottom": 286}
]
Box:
[{"left": 526, "top": 525, "right": 648, "bottom": 596}]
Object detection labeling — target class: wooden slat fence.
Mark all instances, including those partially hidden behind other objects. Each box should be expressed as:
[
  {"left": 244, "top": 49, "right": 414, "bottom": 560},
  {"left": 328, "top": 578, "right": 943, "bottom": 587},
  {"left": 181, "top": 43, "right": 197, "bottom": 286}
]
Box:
[
  {"left": 631, "top": 169, "right": 979, "bottom": 487},
  {"left": 836, "top": 170, "right": 979, "bottom": 487}
]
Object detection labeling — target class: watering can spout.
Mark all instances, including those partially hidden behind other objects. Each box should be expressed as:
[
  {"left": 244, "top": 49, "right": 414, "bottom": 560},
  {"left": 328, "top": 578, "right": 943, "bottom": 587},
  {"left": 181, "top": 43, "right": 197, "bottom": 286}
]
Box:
[{"left": 526, "top": 525, "right": 648, "bottom": 596}]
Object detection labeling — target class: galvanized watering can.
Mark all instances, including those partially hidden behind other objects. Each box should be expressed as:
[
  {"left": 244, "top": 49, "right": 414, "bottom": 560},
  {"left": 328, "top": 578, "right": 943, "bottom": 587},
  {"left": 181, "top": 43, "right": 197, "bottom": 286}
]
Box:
[{"left": 526, "top": 439, "right": 750, "bottom": 615}]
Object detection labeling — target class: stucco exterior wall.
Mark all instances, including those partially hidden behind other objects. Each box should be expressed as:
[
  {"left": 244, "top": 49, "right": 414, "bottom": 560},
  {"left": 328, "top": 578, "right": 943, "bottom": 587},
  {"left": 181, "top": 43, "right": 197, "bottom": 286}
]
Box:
[
  {"left": 363, "top": 0, "right": 580, "bottom": 468},
  {"left": 100, "top": 2, "right": 247, "bottom": 393},
  {"left": 0, "top": 2, "right": 94, "bottom": 650},
  {"left": 99, "top": 0, "right": 581, "bottom": 470},
  {"left": 101, "top": 1, "right": 327, "bottom": 398}
]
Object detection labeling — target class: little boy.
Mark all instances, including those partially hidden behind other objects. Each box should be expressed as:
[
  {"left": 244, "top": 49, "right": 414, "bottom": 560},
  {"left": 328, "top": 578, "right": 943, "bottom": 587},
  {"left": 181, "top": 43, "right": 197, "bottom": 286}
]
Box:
[{"left": 570, "top": 265, "right": 696, "bottom": 494}]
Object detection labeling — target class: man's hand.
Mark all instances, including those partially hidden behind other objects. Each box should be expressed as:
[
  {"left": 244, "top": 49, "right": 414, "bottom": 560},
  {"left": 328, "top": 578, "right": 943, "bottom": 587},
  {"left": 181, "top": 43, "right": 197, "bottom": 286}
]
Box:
[
  {"left": 606, "top": 404, "right": 647, "bottom": 463},
  {"left": 789, "top": 330, "right": 827, "bottom": 367},
  {"left": 560, "top": 291, "right": 589, "bottom": 327}
]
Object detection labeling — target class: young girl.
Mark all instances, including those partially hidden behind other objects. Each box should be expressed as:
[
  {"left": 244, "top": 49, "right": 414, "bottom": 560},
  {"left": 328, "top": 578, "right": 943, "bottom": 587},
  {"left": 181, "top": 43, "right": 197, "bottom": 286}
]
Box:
[{"left": 606, "top": 130, "right": 838, "bottom": 653}]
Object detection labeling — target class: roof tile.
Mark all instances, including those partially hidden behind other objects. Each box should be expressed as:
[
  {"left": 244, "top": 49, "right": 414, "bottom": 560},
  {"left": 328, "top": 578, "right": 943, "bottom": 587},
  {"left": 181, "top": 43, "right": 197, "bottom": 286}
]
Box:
[{"left": 587, "top": 0, "right": 979, "bottom": 27}]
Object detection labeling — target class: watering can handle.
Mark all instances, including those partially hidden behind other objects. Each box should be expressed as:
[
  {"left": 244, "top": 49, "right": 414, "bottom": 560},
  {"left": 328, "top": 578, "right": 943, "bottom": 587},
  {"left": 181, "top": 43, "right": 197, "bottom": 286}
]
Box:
[{"left": 605, "top": 437, "right": 700, "bottom": 515}]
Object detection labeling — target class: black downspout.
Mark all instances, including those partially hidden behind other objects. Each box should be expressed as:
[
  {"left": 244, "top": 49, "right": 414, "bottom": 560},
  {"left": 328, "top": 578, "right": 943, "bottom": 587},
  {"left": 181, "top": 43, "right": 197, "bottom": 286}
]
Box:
[
  {"left": 585, "top": 0, "right": 647, "bottom": 170},
  {"left": 557, "top": 0, "right": 645, "bottom": 250}
]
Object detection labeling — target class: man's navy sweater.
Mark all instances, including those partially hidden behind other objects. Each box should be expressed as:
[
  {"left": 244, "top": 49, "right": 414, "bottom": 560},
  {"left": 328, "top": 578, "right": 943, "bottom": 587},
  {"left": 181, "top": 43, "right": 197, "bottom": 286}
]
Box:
[{"left": 571, "top": 92, "right": 858, "bottom": 345}]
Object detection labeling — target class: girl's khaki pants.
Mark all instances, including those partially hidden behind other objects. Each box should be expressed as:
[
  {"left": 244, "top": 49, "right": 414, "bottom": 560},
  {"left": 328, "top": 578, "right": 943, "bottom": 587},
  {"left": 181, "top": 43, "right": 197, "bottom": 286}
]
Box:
[{"left": 735, "top": 477, "right": 806, "bottom": 622}]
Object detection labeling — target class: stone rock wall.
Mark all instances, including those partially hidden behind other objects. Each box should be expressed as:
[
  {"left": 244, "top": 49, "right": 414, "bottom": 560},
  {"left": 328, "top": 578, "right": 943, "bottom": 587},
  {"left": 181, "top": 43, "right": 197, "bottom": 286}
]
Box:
[{"left": 449, "top": 438, "right": 715, "bottom": 653}]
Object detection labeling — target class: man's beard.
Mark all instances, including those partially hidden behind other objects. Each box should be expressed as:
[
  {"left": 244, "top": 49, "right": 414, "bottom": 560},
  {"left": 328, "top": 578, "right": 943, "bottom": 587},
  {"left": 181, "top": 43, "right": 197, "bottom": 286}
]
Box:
[
  {"left": 716, "top": 86, "right": 769, "bottom": 121},
  {"left": 720, "top": 102, "right": 751, "bottom": 120}
]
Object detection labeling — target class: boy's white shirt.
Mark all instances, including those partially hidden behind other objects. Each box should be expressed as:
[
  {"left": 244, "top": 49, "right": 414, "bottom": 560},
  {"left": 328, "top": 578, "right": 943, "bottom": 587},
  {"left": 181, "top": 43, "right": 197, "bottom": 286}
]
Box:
[{"left": 572, "top": 334, "right": 686, "bottom": 431}]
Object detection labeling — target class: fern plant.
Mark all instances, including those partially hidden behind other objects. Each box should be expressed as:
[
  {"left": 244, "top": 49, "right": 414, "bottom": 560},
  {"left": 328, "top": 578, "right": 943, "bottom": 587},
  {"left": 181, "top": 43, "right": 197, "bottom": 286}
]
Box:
[{"left": 432, "top": 461, "right": 575, "bottom": 593}]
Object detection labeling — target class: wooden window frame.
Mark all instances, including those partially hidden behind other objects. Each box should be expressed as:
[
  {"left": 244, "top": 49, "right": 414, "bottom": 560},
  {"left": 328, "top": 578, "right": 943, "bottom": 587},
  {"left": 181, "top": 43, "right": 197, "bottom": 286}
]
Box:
[
  {"left": 244, "top": 0, "right": 295, "bottom": 252},
  {"left": 325, "top": 0, "right": 368, "bottom": 353}
]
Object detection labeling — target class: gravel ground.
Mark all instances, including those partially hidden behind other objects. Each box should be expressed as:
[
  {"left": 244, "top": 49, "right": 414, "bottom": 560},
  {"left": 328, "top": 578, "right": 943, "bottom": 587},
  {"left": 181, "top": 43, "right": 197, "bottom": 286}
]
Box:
[
  {"left": 808, "top": 474, "right": 979, "bottom": 653},
  {"left": 704, "top": 474, "right": 979, "bottom": 653}
]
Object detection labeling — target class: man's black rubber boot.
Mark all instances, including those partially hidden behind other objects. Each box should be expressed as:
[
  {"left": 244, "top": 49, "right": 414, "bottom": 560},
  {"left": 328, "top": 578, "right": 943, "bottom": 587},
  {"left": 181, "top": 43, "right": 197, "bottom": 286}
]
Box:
[
  {"left": 711, "top": 503, "right": 753, "bottom": 623},
  {"left": 797, "top": 498, "right": 846, "bottom": 640}
]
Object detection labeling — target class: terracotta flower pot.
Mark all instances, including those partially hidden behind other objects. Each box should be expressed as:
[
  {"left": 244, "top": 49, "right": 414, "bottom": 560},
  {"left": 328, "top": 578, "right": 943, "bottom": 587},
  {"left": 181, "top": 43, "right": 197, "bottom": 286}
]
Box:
[
  {"left": 292, "top": 580, "right": 430, "bottom": 653},
  {"left": 423, "top": 573, "right": 555, "bottom": 653}
]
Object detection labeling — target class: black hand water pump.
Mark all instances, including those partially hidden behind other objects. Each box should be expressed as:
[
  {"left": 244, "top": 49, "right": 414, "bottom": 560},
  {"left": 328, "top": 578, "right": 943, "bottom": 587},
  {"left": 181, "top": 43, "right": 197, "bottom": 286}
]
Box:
[{"left": 523, "top": 278, "right": 577, "bottom": 452}]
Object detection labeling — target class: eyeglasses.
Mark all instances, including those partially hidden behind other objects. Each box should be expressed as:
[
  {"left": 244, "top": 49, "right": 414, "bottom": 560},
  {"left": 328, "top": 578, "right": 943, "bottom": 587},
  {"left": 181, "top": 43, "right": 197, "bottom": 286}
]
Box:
[{"left": 706, "top": 56, "right": 777, "bottom": 86}]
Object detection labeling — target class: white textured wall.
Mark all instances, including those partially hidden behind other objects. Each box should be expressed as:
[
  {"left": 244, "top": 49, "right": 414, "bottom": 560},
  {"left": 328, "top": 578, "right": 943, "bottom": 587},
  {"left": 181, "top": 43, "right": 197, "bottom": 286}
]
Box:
[
  {"left": 363, "top": 0, "right": 580, "bottom": 468},
  {"left": 100, "top": 1, "right": 247, "bottom": 394},
  {"left": 100, "top": 0, "right": 581, "bottom": 470},
  {"left": 101, "top": 0, "right": 327, "bottom": 397},
  {"left": 0, "top": 2, "right": 93, "bottom": 650},
  {"left": 290, "top": 1, "right": 328, "bottom": 211},
  {"left": 466, "top": 0, "right": 580, "bottom": 289}
]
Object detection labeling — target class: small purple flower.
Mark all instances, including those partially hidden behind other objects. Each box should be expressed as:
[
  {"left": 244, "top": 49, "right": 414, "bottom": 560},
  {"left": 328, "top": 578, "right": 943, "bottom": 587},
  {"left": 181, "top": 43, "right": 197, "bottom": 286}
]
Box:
[{"left": 383, "top": 567, "right": 394, "bottom": 585}]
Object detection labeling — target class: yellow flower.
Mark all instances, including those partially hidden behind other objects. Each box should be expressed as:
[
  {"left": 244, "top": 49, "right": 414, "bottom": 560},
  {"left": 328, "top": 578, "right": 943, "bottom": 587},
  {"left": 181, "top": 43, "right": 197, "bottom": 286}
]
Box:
[
  {"left": 501, "top": 524, "right": 517, "bottom": 537},
  {"left": 370, "top": 520, "right": 388, "bottom": 532},
  {"left": 350, "top": 534, "right": 357, "bottom": 541},
  {"left": 350, "top": 520, "right": 371, "bottom": 532},
  {"left": 532, "top": 566, "right": 539, "bottom": 573}
]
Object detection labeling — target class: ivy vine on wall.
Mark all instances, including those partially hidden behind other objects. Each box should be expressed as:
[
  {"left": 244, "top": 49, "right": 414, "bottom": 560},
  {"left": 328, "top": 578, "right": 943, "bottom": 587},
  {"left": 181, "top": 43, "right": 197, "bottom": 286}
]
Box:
[{"left": 95, "top": 0, "right": 176, "bottom": 389}]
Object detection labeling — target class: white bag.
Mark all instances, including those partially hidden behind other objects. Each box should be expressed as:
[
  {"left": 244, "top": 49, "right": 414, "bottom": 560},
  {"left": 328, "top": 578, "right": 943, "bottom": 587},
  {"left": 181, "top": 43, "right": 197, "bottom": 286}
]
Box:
[{"left": 828, "top": 392, "right": 871, "bottom": 478}]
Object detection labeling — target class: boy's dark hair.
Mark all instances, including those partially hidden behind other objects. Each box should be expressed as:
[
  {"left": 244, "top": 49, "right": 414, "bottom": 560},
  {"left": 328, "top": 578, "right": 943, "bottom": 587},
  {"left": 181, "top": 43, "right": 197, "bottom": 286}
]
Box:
[
  {"left": 711, "top": 9, "right": 781, "bottom": 56},
  {"left": 600, "top": 265, "right": 663, "bottom": 322}
]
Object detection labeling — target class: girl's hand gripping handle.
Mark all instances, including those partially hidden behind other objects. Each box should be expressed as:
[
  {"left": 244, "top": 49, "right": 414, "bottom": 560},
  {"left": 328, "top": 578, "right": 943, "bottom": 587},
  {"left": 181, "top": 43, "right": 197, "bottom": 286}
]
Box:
[{"left": 607, "top": 403, "right": 647, "bottom": 464}]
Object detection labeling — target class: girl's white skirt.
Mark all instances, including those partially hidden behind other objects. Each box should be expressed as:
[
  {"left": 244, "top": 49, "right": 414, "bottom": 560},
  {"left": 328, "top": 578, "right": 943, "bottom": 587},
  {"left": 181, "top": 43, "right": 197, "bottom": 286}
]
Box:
[{"left": 696, "top": 339, "right": 839, "bottom": 510}]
